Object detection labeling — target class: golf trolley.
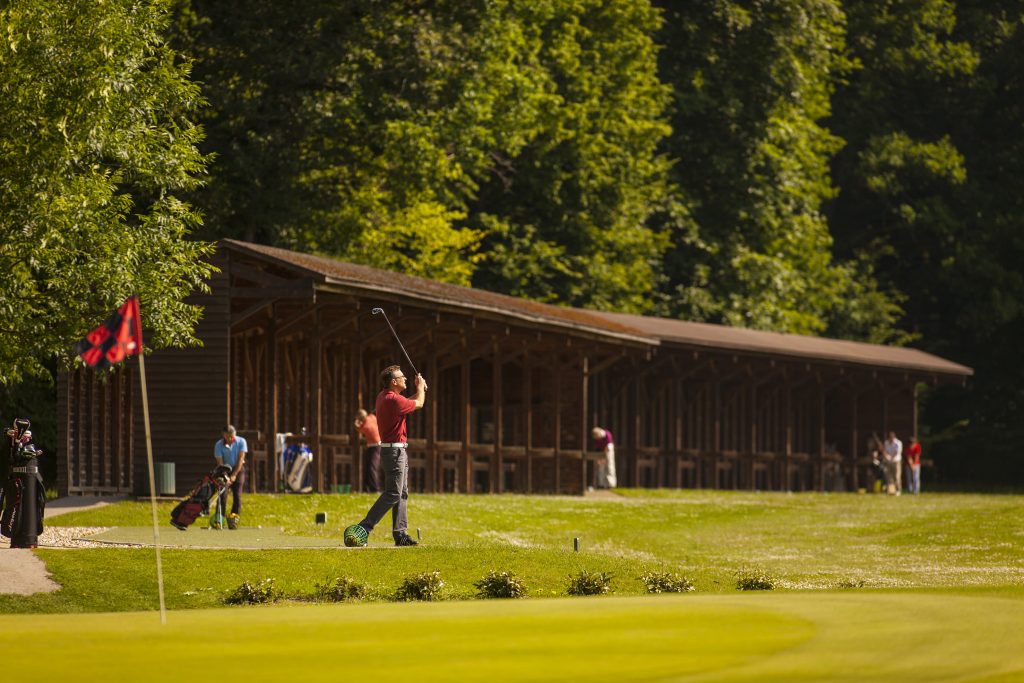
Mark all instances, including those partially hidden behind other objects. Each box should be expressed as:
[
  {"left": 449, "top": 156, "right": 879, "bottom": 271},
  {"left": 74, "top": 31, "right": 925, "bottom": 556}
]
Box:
[{"left": 0, "top": 418, "right": 45, "bottom": 548}]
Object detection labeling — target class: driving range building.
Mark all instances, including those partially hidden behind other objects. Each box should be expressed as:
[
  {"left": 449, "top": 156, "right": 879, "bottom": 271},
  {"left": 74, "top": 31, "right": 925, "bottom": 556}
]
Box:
[{"left": 57, "top": 239, "right": 972, "bottom": 497}]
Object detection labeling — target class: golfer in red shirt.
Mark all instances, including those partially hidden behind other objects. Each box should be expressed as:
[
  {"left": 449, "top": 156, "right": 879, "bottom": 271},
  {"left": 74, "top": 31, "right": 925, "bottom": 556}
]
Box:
[{"left": 348, "top": 364, "right": 426, "bottom": 546}]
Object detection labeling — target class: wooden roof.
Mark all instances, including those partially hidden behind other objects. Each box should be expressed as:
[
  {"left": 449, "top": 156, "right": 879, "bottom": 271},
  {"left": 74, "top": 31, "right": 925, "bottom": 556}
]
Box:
[
  {"left": 592, "top": 311, "right": 973, "bottom": 378},
  {"left": 221, "top": 239, "right": 972, "bottom": 378}
]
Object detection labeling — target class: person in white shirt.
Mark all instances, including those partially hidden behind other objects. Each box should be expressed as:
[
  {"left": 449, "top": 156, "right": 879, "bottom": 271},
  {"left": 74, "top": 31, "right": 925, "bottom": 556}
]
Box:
[{"left": 883, "top": 431, "right": 903, "bottom": 495}]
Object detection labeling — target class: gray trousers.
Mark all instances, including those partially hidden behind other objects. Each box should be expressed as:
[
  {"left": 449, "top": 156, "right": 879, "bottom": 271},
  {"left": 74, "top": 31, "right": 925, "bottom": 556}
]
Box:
[{"left": 358, "top": 447, "right": 408, "bottom": 537}]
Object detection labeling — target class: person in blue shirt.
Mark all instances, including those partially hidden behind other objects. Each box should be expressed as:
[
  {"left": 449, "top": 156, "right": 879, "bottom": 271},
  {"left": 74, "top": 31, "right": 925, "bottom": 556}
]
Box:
[{"left": 214, "top": 425, "right": 247, "bottom": 529}]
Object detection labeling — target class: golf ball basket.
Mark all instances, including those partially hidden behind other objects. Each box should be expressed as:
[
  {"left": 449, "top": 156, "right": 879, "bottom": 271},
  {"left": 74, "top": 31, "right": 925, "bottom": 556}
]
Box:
[{"left": 344, "top": 524, "right": 368, "bottom": 547}]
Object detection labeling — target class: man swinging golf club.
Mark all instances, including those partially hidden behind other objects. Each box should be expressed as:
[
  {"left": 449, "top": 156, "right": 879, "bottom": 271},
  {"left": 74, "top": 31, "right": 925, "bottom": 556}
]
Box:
[{"left": 345, "top": 364, "right": 426, "bottom": 547}]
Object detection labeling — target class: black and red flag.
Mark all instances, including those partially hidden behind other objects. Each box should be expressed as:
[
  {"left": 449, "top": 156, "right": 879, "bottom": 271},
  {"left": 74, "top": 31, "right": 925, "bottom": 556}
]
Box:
[{"left": 75, "top": 297, "right": 144, "bottom": 369}]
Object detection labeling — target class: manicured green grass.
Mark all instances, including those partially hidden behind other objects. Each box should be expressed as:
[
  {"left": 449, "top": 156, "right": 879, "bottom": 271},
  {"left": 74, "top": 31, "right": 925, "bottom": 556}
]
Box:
[
  {"left": 1, "top": 592, "right": 1022, "bottom": 682},
  {"left": 39, "top": 489, "right": 1024, "bottom": 606},
  {"left": 5, "top": 490, "right": 1024, "bottom": 681}
]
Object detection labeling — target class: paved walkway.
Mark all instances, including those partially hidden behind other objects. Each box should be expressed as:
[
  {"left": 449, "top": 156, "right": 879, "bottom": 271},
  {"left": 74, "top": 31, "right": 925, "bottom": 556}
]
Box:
[{"left": 1, "top": 495, "right": 127, "bottom": 596}]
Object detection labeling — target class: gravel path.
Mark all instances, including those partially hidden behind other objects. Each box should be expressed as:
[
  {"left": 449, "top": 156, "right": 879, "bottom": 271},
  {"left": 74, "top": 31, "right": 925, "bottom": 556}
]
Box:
[{"left": 1, "top": 495, "right": 125, "bottom": 596}]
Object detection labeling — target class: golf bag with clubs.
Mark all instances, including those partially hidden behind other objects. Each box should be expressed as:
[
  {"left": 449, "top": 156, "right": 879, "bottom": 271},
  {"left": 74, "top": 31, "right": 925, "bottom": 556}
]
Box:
[
  {"left": 170, "top": 464, "right": 233, "bottom": 530},
  {"left": 0, "top": 418, "right": 45, "bottom": 548},
  {"left": 281, "top": 439, "right": 313, "bottom": 493}
]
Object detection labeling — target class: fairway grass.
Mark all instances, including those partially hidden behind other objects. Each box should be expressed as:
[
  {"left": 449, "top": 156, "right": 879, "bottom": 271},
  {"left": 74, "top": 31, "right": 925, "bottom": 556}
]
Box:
[
  {"left": 5, "top": 490, "right": 1024, "bottom": 681},
  {"left": 1, "top": 592, "right": 1022, "bottom": 682}
]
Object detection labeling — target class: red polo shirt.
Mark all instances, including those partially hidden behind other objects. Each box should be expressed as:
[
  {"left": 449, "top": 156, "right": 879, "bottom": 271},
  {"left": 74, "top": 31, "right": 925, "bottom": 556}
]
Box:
[{"left": 375, "top": 389, "right": 417, "bottom": 443}]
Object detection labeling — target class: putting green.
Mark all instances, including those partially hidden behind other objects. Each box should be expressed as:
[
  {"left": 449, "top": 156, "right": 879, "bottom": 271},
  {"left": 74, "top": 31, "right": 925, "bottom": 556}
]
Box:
[
  {"left": 1, "top": 592, "right": 1021, "bottom": 682},
  {"left": 88, "top": 526, "right": 350, "bottom": 549}
]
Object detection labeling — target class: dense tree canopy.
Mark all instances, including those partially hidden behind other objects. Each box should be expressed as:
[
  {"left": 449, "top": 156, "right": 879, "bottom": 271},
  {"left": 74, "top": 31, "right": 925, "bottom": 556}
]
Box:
[
  {"left": 2, "top": 0, "right": 1022, "bottom": 482},
  {"left": 177, "top": 0, "right": 671, "bottom": 309},
  {"left": 0, "top": 0, "right": 212, "bottom": 383}
]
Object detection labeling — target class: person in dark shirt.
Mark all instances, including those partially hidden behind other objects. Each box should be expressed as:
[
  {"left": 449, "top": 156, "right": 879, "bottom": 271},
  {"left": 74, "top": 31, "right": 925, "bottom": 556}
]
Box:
[{"left": 347, "top": 364, "right": 426, "bottom": 546}]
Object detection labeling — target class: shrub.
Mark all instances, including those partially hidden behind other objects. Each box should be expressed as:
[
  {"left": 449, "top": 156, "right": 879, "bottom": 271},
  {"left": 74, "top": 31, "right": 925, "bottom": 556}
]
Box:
[
  {"left": 394, "top": 571, "right": 445, "bottom": 601},
  {"left": 474, "top": 570, "right": 528, "bottom": 599},
  {"left": 566, "top": 570, "right": 613, "bottom": 596},
  {"left": 735, "top": 568, "right": 776, "bottom": 591},
  {"left": 225, "top": 578, "right": 280, "bottom": 605},
  {"left": 313, "top": 576, "right": 366, "bottom": 602},
  {"left": 833, "top": 578, "right": 866, "bottom": 589},
  {"left": 640, "top": 570, "right": 695, "bottom": 594}
]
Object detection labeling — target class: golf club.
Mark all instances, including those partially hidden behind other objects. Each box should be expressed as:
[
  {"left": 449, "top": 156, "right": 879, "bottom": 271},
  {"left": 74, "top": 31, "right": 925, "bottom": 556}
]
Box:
[{"left": 371, "top": 307, "right": 420, "bottom": 377}]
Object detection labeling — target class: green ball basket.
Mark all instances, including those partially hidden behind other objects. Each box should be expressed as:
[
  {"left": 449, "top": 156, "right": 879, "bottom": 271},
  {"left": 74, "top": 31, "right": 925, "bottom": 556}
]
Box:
[{"left": 344, "top": 524, "right": 368, "bottom": 547}]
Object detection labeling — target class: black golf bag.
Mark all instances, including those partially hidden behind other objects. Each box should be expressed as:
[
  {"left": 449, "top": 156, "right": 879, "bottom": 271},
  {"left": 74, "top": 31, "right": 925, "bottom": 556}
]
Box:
[
  {"left": 0, "top": 418, "right": 45, "bottom": 548},
  {"left": 170, "top": 465, "right": 232, "bottom": 530}
]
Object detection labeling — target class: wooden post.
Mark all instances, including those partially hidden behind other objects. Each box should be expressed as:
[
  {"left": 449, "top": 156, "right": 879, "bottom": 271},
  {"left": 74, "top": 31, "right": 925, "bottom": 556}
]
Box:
[
  {"left": 818, "top": 382, "right": 826, "bottom": 491},
  {"left": 461, "top": 356, "right": 471, "bottom": 493},
  {"left": 428, "top": 339, "right": 438, "bottom": 493},
  {"left": 525, "top": 347, "right": 533, "bottom": 493},
  {"left": 268, "top": 309, "right": 278, "bottom": 490},
  {"left": 850, "top": 387, "right": 859, "bottom": 491},
  {"left": 554, "top": 362, "right": 562, "bottom": 493},
  {"left": 580, "top": 356, "right": 589, "bottom": 494},
  {"left": 312, "top": 307, "right": 324, "bottom": 493},
  {"left": 492, "top": 339, "right": 503, "bottom": 493},
  {"left": 350, "top": 341, "right": 363, "bottom": 493},
  {"left": 633, "top": 374, "right": 641, "bottom": 488},
  {"left": 784, "top": 386, "right": 793, "bottom": 491}
]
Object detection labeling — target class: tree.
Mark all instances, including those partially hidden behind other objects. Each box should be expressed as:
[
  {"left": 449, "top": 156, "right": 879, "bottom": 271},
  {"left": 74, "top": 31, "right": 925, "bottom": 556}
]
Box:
[
  {"left": 654, "top": 0, "right": 903, "bottom": 339},
  {"left": 0, "top": 0, "right": 213, "bottom": 383},
  {"left": 469, "top": 0, "right": 673, "bottom": 312},
  {"left": 176, "top": 0, "right": 671, "bottom": 307}
]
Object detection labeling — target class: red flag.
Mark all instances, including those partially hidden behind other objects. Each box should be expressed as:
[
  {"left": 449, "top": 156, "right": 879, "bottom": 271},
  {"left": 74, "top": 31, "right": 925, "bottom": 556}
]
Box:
[{"left": 75, "top": 297, "right": 144, "bottom": 369}]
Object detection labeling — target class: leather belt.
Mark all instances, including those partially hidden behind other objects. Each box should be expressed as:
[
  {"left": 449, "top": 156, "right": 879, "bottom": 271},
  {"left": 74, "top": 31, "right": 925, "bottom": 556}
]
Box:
[{"left": 379, "top": 442, "right": 408, "bottom": 448}]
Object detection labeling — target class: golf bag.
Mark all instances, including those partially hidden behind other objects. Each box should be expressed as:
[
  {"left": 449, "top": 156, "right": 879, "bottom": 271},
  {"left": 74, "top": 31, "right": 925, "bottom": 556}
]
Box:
[
  {"left": 170, "top": 465, "right": 232, "bottom": 530},
  {"left": 0, "top": 418, "right": 45, "bottom": 548},
  {"left": 281, "top": 443, "right": 313, "bottom": 493}
]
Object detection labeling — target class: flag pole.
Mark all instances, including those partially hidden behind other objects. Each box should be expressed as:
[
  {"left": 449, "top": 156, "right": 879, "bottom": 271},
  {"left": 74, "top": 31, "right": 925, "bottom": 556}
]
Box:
[{"left": 137, "top": 326, "right": 167, "bottom": 625}]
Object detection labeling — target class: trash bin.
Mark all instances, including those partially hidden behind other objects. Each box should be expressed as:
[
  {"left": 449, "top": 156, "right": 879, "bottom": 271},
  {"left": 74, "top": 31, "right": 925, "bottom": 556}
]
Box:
[{"left": 155, "top": 462, "right": 176, "bottom": 496}]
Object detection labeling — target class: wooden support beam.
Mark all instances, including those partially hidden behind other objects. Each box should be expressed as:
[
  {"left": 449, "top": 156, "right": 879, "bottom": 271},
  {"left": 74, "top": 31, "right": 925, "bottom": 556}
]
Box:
[
  {"left": 351, "top": 341, "right": 363, "bottom": 493},
  {"left": 268, "top": 308, "right": 279, "bottom": 488},
  {"left": 319, "top": 311, "right": 361, "bottom": 341},
  {"left": 312, "top": 306, "right": 324, "bottom": 493},
  {"left": 554, "top": 364, "right": 562, "bottom": 493},
  {"left": 461, "top": 357, "right": 471, "bottom": 494},
  {"left": 428, "top": 340, "right": 438, "bottom": 493},
  {"left": 492, "top": 339, "right": 503, "bottom": 493},
  {"left": 580, "top": 356, "right": 589, "bottom": 494},
  {"left": 525, "top": 348, "right": 534, "bottom": 493}
]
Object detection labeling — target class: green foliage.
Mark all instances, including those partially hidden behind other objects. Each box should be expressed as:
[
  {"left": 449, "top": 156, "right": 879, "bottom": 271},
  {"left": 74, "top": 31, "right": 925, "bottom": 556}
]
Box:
[
  {"left": 0, "top": 0, "right": 213, "bottom": 383},
  {"left": 312, "top": 576, "right": 365, "bottom": 602},
  {"left": 639, "top": 570, "right": 695, "bottom": 594},
  {"left": 225, "top": 578, "right": 280, "bottom": 605},
  {"left": 394, "top": 571, "right": 446, "bottom": 602},
  {"left": 474, "top": 570, "right": 528, "bottom": 599},
  {"left": 654, "top": 0, "right": 879, "bottom": 337},
  {"left": 565, "top": 570, "right": 613, "bottom": 596},
  {"left": 175, "top": 0, "right": 670, "bottom": 308},
  {"left": 735, "top": 568, "right": 776, "bottom": 591}
]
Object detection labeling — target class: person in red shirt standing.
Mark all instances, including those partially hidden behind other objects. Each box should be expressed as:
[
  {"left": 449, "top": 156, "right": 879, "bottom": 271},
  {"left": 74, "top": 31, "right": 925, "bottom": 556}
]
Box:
[
  {"left": 906, "top": 436, "right": 922, "bottom": 495},
  {"left": 354, "top": 409, "right": 382, "bottom": 493},
  {"left": 348, "top": 364, "right": 427, "bottom": 547}
]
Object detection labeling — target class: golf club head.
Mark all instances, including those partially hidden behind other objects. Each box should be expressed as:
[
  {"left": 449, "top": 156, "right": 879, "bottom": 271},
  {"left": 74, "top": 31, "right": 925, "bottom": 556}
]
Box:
[{"left": 371, "top": 307, "right": 384, "bottom": 315}]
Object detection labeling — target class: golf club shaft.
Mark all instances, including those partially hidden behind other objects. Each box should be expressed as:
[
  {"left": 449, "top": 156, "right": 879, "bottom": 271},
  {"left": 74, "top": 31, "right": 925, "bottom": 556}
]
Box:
[{"left": 374, "top": 309, "right": 419, "bottom": 377}]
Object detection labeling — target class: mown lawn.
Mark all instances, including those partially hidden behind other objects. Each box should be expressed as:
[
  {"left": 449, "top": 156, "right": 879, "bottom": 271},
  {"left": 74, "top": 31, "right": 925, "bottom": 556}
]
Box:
[
  {"left": 17, "top": 488, "right": 1023, "bottom": 613},
  {"left": 3, "top": 490, "right": 1023, "bottom": 682}
]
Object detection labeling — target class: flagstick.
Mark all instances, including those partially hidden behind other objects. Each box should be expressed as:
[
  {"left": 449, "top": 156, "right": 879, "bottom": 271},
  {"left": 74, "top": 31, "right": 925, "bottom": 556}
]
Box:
[{"left": 137, "top": 349, "right": 167, "bottom": 625}]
